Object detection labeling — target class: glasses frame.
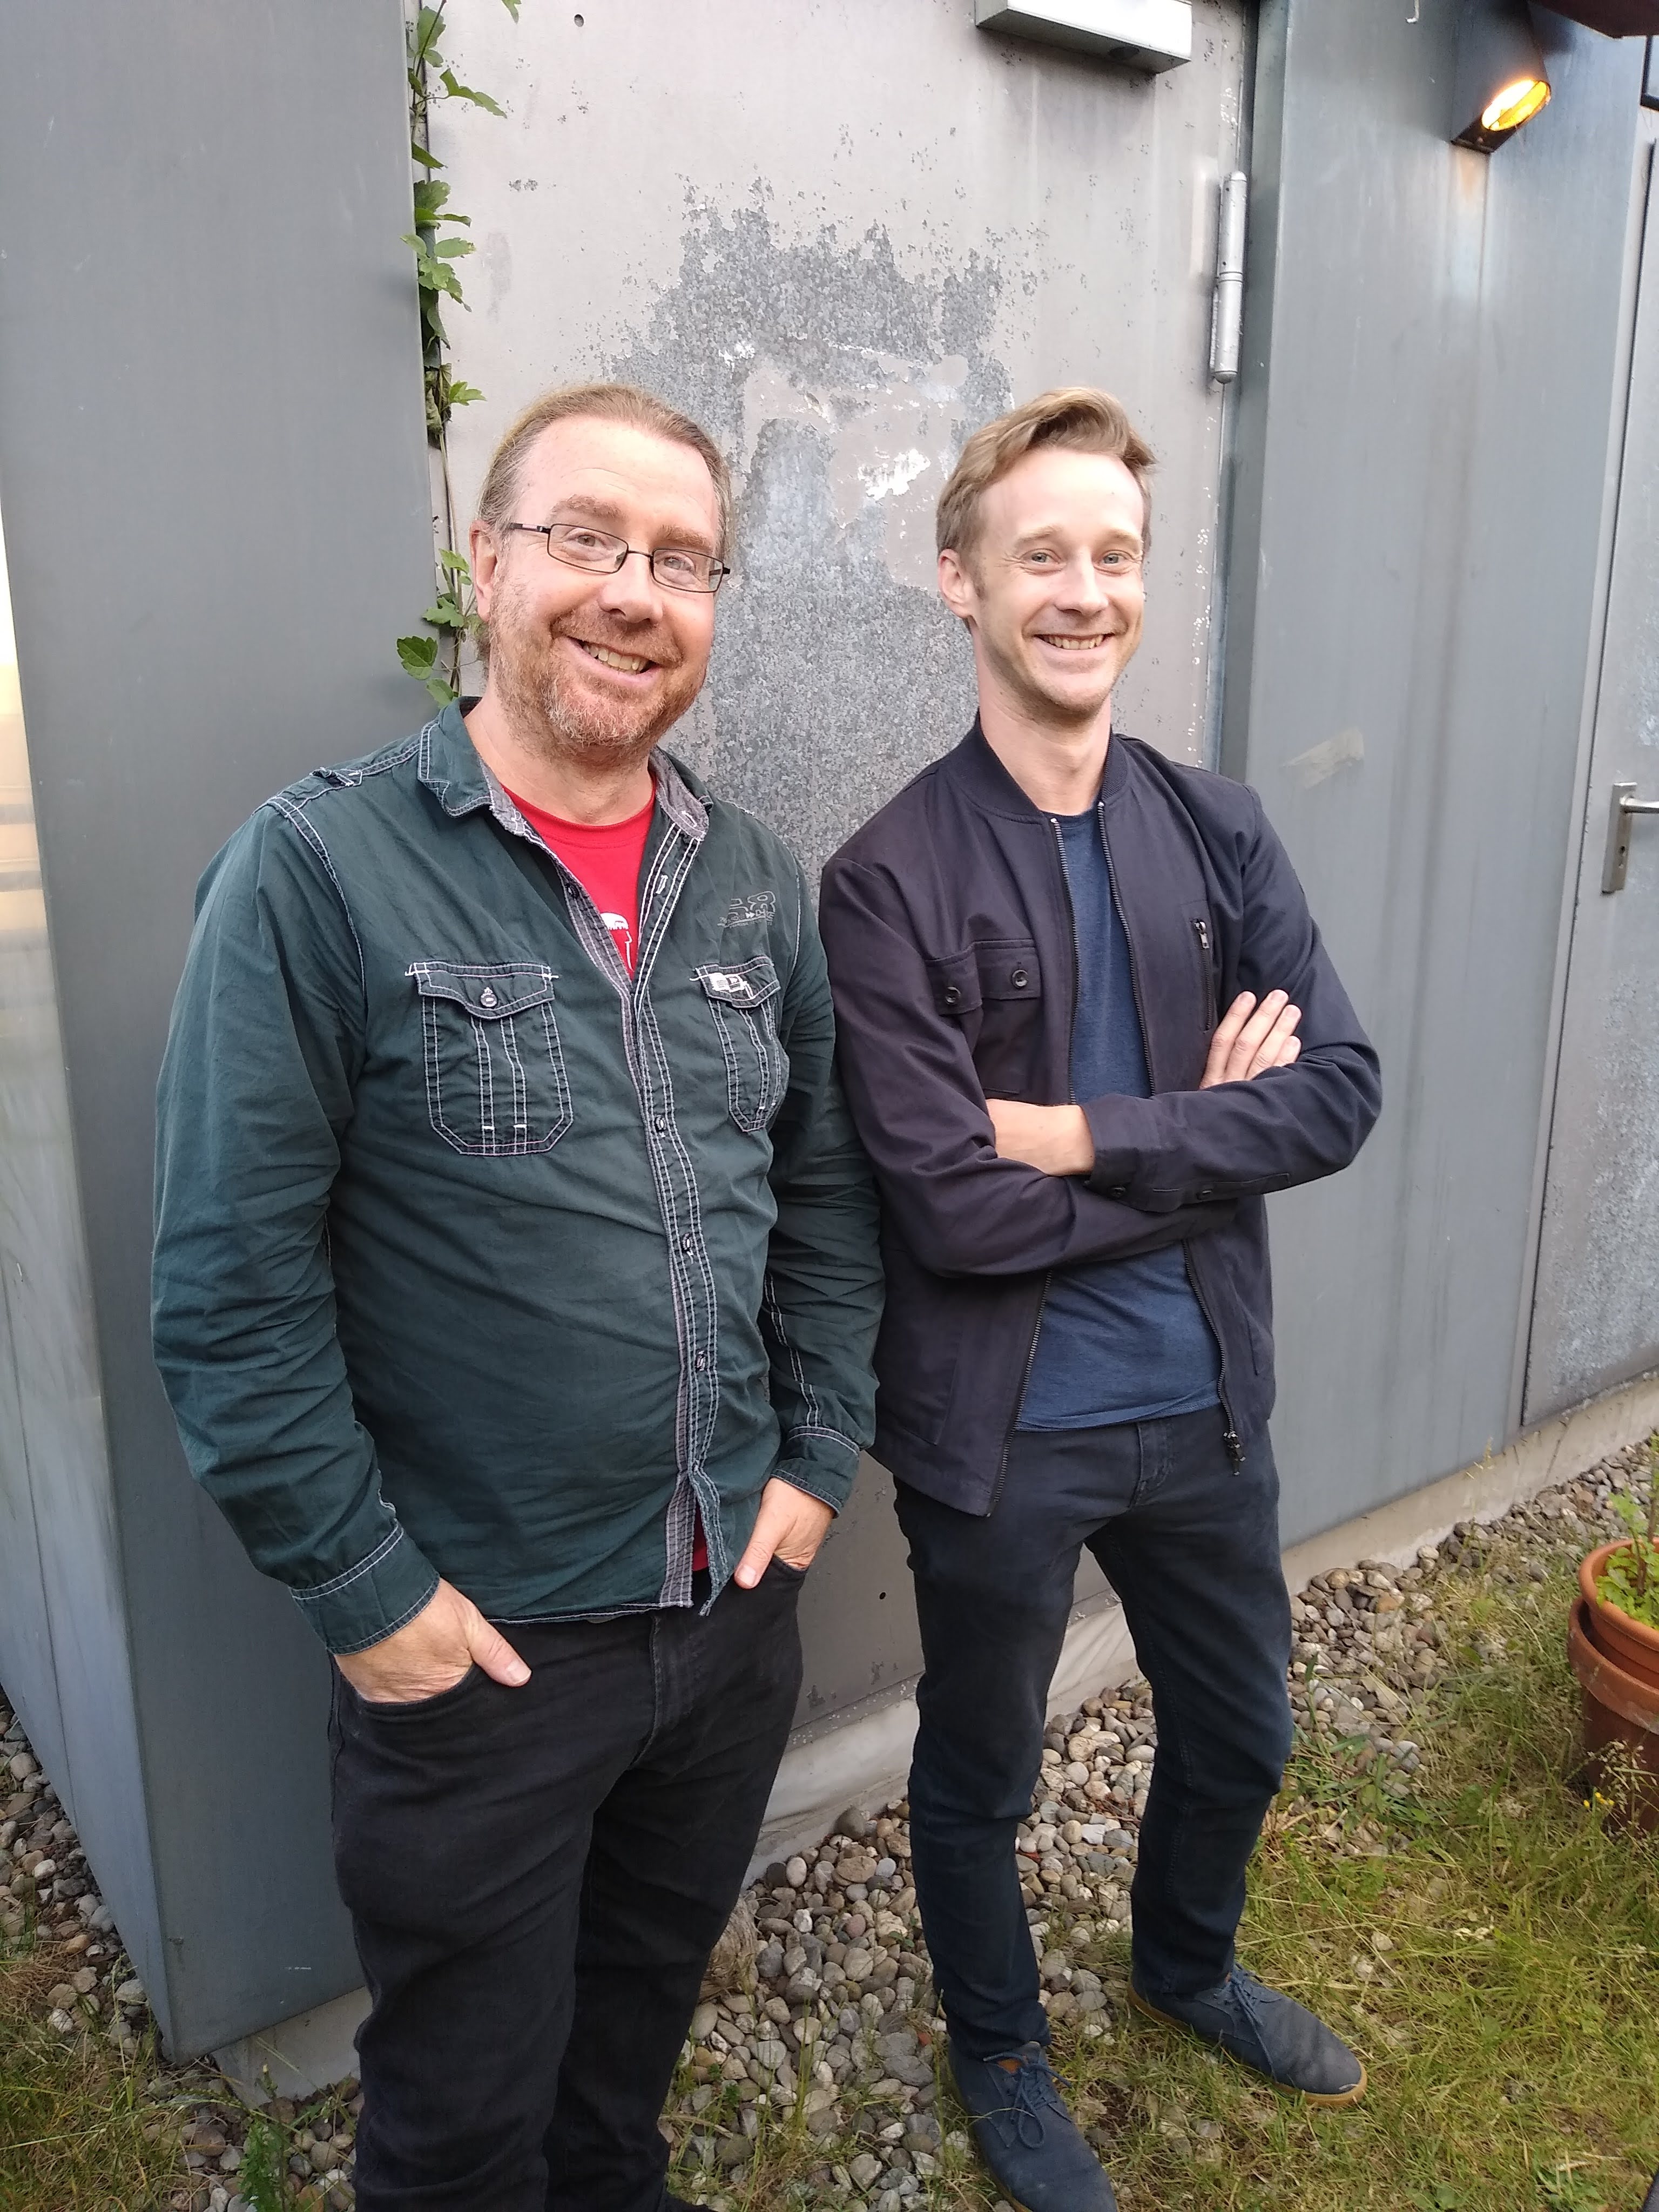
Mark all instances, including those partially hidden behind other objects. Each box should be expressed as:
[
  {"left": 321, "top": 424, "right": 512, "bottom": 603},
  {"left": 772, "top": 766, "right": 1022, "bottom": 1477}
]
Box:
[{"left": 504, "top": 521, "right": 730, "bottom": 596}]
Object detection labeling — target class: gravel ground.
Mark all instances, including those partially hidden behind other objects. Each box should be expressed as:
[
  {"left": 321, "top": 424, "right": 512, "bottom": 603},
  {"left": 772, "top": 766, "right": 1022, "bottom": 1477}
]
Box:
[{"left": 2, "top": 1438, "right": 1647, "bottom": 2211}]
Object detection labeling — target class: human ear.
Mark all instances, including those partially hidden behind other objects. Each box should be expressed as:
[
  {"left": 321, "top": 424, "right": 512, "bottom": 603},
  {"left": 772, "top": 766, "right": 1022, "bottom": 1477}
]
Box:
[
  {"left": 937, "top": 545, "right": 977, "bottom": 625},
  {"left": 469, "top": 519, "right": 501, "bottom": 619}
]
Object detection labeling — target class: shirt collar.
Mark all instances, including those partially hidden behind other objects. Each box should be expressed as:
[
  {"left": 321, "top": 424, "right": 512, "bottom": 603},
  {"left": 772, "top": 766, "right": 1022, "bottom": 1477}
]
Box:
[{"left": 415, "top": 699, "right": 710, "bottom": 846}]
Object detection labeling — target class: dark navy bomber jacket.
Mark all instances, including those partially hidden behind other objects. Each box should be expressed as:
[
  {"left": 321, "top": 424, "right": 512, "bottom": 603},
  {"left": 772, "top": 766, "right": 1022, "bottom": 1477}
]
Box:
[{"left": 817, "top": 722, "right": 1381, "bottom": 1515}]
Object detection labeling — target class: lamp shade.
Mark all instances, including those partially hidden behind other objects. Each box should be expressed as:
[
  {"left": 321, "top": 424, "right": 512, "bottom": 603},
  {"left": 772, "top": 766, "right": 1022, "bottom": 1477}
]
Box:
[{"left": 1453, "top": 0, "right": 1552, "bottom": 152}]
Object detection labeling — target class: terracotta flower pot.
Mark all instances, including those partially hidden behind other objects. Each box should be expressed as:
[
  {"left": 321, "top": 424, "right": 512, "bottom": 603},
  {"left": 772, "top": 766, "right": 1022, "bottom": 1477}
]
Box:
[
  {"left": 1577, "top": 1541, "right": 1659, "bottom": 1692},
  {"left": 1567, "top": 1598, "right": 1659, "bottom": 1833}
]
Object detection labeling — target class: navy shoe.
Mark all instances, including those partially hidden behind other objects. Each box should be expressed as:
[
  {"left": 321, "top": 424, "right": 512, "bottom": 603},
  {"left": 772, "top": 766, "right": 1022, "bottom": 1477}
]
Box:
[
  {"left": 948, "top": 2040, "right": 1118, "bottom": 2211},
  {"left": 1130, "top": 1964, "right": 1367, "bottom": 2106}
]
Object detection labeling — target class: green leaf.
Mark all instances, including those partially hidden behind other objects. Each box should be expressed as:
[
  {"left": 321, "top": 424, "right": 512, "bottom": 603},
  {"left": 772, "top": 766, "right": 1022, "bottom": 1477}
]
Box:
[
  {"left": 412, "top": 7, "right": 446, "bottom": 65},
  {"left": 433, "top": 236, "right": 475, "bottom": 260},
  {"left": 500, "top": 0, "right": 522, "bottom": 16},
  {"left": 423, "top": 595, "right": 466, "bottom": 630},
  {"left": 438, "top": 549, "right": 472, "bottom": 576},
  {"left": 396, "top": 634, "right": 440, "bottom": 678},
  {"left": 425, "top": 673, "right": 459, "bottom": 706},
  {"left": 409, "top": 141, "right": 444, "bottom": 170},
  {"left": 446, "top": 380, "right": 484, "bottom": 407},
  {"left": 439, "top": 70, "right": 507, "bottom": 117},
  {"left": 413, "top": 179, "right": 451, "bottom": 220}
]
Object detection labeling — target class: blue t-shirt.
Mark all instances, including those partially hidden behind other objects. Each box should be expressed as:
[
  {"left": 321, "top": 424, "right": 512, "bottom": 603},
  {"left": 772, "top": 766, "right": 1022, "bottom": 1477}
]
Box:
[{"left": 1016, "top": 804, "right": 1222, "bottom": 1432}]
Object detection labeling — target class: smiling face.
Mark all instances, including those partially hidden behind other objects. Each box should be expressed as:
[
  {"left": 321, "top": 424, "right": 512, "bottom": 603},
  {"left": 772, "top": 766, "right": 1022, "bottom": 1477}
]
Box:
[
  {"left": 469, "top": 414, "right": 723, "bottom": 772},
  {"left": 938, "top": 446, "right": 1147, "bottom": 734}
]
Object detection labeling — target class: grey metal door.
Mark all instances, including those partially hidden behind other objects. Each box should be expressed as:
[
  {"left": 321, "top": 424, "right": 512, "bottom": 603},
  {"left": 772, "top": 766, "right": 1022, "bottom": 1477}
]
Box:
[
  {"left": 1526, "top": 129, "right": 1659, "bottom": 1422},
  {"left": 435, "top": 0, "right": 1253, "bottom": 1728}
]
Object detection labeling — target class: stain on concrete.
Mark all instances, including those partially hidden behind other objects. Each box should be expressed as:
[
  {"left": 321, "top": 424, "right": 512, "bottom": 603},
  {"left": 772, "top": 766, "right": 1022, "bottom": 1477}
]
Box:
[{"left": 605, "top": 198, "right": 1013, "bottom": 885}]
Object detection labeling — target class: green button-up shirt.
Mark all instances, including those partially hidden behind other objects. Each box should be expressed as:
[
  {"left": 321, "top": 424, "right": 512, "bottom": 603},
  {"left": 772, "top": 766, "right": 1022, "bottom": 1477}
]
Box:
[{"left": 153, "top": 705, "right": 882, "bottom": 1654}]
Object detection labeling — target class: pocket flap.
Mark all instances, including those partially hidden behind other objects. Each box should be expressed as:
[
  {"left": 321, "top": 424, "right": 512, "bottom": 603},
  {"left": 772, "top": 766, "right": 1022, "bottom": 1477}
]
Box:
[
  {"left": 695, "top": 954, "right": 780, "bottom": 1010},
  {"left": 408, "top": 961, "right": 557, "bottom": 1019},
  {"left": 926, "top": 939, "right": 1041, "bottom": 1017}
]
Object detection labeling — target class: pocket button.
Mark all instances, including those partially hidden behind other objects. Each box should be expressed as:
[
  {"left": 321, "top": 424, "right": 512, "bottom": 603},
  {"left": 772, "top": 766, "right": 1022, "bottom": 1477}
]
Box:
[
  {"left": 479, "top": 986, "right": 498, "bottom": 1009},
  {"left": 1011, "top": 968, "right": 1029, "bottom": 988}
]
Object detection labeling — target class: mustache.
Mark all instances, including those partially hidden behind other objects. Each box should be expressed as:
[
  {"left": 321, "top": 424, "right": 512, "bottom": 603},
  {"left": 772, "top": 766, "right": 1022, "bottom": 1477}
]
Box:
[{"left": 552, "top": 616, "right": 683, "bottom": 669}]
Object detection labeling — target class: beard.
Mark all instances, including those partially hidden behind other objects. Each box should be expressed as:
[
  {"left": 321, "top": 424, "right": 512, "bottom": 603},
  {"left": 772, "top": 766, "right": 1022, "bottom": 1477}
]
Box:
[{"left": 484, "top": 571, "right": 704, "bottom": 772}]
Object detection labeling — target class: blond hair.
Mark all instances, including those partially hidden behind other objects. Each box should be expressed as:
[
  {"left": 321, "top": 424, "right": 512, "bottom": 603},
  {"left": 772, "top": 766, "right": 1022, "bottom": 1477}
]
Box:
[
  {"left": 936, "top": 387, "right": 1155, "bottom": 563},
  {"left": 475, "top": 381, "right": 733, "bottom": 553}
]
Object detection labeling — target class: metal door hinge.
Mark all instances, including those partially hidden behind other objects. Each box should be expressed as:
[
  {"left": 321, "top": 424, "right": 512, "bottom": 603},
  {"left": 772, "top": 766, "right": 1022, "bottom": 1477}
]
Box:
[
  {"left": 1209, "top": 172, "right": 1247, "bottom": 384},
  {"left": 1601, "top": 780, "right": 1659, "bottom": 893}
]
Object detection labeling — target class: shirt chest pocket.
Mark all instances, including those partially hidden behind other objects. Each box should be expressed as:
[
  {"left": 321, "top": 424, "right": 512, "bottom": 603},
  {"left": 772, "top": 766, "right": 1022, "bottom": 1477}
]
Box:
[
  {"left": 926, "top": 938, "right": 1043, "bottom": 1095},
  {"left": 695, "top": 954, "right": 788, "bottom": 1134},
  {"left": 408, "top": 961, "right": 572, "bottom": 1156}
]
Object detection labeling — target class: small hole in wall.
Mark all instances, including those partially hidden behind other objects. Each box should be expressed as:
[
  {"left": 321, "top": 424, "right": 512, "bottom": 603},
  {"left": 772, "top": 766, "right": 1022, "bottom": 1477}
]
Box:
[{"left": 574, "top": 11, "right": 583, "bottom": 21}]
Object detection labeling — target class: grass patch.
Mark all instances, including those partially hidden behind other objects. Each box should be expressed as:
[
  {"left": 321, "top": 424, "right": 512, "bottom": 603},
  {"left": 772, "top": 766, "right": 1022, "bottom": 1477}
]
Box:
[
  {"left": 0, "top": 1941, "right": 182, "bottom": 2209},
  {"left": 673, "top": 1540, "right": 1659, "bottom": 2212}
]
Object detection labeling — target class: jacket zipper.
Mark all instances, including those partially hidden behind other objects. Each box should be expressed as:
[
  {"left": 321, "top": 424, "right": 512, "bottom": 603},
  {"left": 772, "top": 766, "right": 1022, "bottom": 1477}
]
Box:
[
  {"left": 1101, "top": 812, "right": 1245, "bottom": 1469},
  {"left": 1194, "top": 915, "right": 1217, "bottom": 1026}
]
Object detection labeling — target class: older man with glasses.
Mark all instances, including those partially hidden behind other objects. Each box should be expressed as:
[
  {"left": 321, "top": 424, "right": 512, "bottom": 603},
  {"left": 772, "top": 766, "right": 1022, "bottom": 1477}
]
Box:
[{"left": 153, "top": 383, "right": 882, "bottom": 2212}]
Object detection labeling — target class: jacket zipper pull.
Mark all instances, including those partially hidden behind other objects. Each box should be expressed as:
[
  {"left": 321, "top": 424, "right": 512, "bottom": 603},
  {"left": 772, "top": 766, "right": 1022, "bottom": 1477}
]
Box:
[
  {"left": 1194, "top": 916, "right": 1212, "bottom": 954},
  {"left": 1223, "top": 1427, "right": 1245, "bottom": 1470}
]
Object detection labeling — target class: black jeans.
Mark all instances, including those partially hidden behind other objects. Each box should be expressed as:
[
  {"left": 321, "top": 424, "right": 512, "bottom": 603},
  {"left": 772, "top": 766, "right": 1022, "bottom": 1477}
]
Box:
[
  {"left": 897, "top": 1406, "right": 1292, "bottom": 2060},
  {"left": 329, "top": 1563, "right": 805, "bottom": 2212}
]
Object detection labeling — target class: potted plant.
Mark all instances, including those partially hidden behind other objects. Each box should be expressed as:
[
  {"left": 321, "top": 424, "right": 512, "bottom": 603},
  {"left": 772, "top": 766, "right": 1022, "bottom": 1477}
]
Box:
[{"left": 1567, "top": 1434, "right": 1659, "bottom": 1830}]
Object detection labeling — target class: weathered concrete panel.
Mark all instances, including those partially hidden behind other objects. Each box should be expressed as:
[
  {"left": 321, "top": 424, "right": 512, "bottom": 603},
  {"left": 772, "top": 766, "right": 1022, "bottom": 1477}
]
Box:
[{"left": 434, "top": 0, "right": 1251, "bottom": 1722}]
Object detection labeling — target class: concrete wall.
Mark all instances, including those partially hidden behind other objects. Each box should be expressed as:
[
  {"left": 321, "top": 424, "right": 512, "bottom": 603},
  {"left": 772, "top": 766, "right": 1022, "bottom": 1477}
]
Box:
[{"left": 0, "top": 1, "right": 434, "bottom": 2054}]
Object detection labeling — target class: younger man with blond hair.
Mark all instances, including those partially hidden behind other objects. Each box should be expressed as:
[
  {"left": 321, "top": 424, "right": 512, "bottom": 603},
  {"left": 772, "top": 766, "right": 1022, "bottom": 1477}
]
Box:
[{"left": 820, "top": 389, "right": 1381, "bottom": 2210}]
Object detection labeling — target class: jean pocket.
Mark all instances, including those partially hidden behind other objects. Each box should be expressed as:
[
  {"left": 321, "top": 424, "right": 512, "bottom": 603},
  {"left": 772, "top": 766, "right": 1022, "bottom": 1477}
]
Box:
[
  {"left": 346, "top": 1663, "right": 485, "bottom": 1722},
  {"left": 409, "top": 960, "right": 573, "bottom": 1155},
  {"left": 696, "top": 955, "right": 789, "bottom": 1133},
  {"left": 764, "top": 1556, "right": 810, "bottom": 1586}
]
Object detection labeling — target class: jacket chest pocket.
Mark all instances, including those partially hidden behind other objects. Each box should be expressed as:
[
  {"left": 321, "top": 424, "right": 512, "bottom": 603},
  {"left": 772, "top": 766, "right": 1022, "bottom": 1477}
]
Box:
[
  {"left": 926, "top": 938, "right": 1043, "bottom": 1095},
  {"left": 696, "top": 955, "right": 788, "bottom": 1134},
  {"left": 408, "top": 961, "right": 572, "bottom": 1156}
]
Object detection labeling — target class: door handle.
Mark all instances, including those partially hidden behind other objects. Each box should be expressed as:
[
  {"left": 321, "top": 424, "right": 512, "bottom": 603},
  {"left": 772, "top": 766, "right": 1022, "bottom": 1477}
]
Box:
[{"left": 1601, "top": 781, "right": 1659, "bottom": 894}]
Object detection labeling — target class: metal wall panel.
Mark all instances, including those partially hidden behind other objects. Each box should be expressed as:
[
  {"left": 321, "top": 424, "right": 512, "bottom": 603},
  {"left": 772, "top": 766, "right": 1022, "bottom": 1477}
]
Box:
[
  {"left": 1224, "top": 6, "right": 1646, "bottom": 1543},
  {"left": 1526, "top": 124, "right": 1659, "bottom": 1419},
  {"left": 0, "top": 2, "right": 435, "bottom": 2053}
]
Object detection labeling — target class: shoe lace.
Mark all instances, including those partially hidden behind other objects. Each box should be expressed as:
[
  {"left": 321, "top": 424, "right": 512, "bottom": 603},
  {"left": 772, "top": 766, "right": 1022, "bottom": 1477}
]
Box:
[
  {"left": 1001, "top": 2051, "right": 1069, "bottom": 2149},
  {"left": 1221, "top": 1967, "right": 1274, "bottom": 2059}
]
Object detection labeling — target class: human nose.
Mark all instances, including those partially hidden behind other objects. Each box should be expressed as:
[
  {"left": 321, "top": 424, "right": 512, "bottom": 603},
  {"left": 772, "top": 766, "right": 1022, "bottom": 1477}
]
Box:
[
  {"left": 594, "top": 546, "right": 663, "bottom": 619},
  {"left": 1055, "top": 550, "right": 1108, "bottom": 610}
]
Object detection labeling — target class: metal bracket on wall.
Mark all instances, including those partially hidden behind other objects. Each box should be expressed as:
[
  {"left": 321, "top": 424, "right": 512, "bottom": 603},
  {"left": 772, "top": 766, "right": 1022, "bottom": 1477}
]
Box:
[
  {"left": 973, "top": 0, "right": 1192, "bottom": 71},
  {"left": 1209, "top": 172, "right": 1248, "bottom": 383},
  {"left": 1601, "top": 780, "right": 1659, "bottom": 892}
]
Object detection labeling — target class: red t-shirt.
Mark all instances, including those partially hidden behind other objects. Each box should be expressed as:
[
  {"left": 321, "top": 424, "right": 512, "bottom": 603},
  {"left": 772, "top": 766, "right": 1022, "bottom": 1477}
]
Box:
[
  {"left": 506, "top": 782, "right": 707, "bottom": 1570},
  {"left": 507, "top": 785, "right": 655, "bottom": 973}
]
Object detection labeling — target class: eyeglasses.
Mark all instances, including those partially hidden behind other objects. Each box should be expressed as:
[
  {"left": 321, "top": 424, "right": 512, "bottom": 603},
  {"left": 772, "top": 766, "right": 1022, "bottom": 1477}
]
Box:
[{"left": 505, "top": 522, "right": 730, "bottom": 595}]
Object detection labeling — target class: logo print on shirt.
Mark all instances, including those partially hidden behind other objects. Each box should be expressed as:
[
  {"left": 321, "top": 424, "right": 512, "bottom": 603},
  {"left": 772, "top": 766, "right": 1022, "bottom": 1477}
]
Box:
[{"left": 601, "top": 911, "right": 635, "bottom": 971}]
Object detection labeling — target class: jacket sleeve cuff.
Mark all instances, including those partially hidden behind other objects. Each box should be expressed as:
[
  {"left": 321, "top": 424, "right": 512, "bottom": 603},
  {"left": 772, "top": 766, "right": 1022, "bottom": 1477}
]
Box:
[
  {"left": 773, "top": 1429, "right": 864, "bottom": 1515},
  {"left": 1081, "top": 1094, "right": 1182, "bottom": 1210},
  {"left": 289, "top": 1525, "right": 443, "bottom": 1656}
]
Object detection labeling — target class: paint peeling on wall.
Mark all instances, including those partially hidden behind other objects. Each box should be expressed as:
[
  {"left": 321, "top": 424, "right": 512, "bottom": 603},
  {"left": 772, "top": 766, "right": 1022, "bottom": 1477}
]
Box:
[{"left": 603, "top": 200, "right": 1011, "bottom": 882}]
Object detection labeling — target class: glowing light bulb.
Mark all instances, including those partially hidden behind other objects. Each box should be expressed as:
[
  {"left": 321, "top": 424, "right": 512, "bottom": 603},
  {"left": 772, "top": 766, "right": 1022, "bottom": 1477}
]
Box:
[{"left": 1480, "top": 76, "right": 1550, "bottom": 133}]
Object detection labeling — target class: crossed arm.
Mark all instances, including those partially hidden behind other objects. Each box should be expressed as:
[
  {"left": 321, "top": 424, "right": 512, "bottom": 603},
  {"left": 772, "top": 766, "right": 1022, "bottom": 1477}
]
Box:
[{"left": 988, "top": 988, "right": 1304, "bottom": 1175}]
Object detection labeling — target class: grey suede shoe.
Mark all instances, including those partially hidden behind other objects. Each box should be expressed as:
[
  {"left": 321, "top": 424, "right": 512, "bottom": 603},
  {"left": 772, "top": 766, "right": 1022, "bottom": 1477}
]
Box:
[
  {"left": 1130, "top": 1965, "right": 1367, "bottom": 2106},
  {"left": 948, "top": 2040, "right": 1118, "bottom": 2211}
]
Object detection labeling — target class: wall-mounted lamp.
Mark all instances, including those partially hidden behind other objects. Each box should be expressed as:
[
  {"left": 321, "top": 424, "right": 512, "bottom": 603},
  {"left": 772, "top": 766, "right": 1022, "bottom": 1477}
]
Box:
[{"left": 1452, "top": 0, "right": 1552, "bottom": 152}]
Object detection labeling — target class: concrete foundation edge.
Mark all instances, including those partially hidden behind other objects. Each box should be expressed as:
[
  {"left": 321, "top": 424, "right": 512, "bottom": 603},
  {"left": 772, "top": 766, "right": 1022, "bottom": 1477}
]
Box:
[{"left": 213, "top": 1367, "right": 1659, "bottom": 2099}]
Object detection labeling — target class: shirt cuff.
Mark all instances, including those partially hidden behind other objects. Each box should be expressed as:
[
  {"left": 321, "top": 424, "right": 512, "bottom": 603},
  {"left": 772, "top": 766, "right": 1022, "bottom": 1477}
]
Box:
[
  {"left": 289, "top": 1525, "right": 443, "bottom": 1656},
  {"left": 774, "top": 1429, "right": 864, "bottom": 1515}
]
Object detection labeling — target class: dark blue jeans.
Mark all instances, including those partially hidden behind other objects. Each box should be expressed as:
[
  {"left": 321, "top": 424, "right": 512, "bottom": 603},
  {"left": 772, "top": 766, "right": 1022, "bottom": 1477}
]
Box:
[
  {"left": 331, "top": 1563, "right": 804, "bottom": 2212},
  {"left": 897, "top": 1406, "right": 1293, "bottom": 2059}
]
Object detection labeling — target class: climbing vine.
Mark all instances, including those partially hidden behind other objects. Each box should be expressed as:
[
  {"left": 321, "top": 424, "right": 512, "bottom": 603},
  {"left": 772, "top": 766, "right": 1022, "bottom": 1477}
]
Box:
[{"left": 396, "top": 0, "right": 523, "bottom": 706}]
